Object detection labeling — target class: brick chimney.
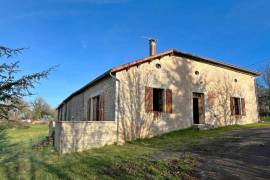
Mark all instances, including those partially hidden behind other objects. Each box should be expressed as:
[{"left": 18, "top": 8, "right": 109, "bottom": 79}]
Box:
[{"left": 149, "top": 39, "right": 157, "bottom": 56}]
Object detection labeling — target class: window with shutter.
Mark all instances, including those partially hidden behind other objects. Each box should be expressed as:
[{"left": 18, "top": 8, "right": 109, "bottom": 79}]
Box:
[
  {"left": 145, "top": 87, "right": 172, "bottom": 113},
  {"left": 92, "top": 95, "right": 100, "bottom": 121},
  {"left": 64, "top": 105, "right": 67, "bottom": 121},
  {"left": 241, "top": 98, "right": 246, "bottom": 116},
  {"left": 231, "top": 97, "right": 243, "bottom": 116},
  {"left": 100, "top": 95, "right": 105, "bottom": 121},
  {"left": 153, "top": 88, "right": 164, "bottom": 112},
  {"left": 166, "top": 89, "right": 172, "bottom": 113},
  {"left": 145, "top": 87, "right": 153, "bottom": 112},
  {"left": 230, "top": 97, "right": 235, "bottom": 115},
  {"left": 87, "top": 98, "right": 91, "bottom": 120},
  {"left": 234, "top": 98, "right": 241, "bottom": 115},
  {"left": 59, "top": 108, "right": 62, "bottom": 121}
]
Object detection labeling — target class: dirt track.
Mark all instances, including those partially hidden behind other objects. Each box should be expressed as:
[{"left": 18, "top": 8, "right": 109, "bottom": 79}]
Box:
[{"left": 191, "top": 127, "right": 270, "bottom": 180}]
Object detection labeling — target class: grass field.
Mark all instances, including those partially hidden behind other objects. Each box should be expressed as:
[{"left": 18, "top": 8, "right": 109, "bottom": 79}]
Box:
[{"left": 1, "top": 120, "right": 270, "bottom": 179}]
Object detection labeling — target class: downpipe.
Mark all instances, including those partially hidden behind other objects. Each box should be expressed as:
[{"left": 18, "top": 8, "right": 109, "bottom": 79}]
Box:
[{"left": 109, "top": 72, "right": 120, "bottom": 144}]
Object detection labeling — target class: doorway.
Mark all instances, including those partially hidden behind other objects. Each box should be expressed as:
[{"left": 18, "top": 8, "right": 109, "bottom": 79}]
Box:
[{"left": 193, "top": 93, "right": 205, "bottom": 124}]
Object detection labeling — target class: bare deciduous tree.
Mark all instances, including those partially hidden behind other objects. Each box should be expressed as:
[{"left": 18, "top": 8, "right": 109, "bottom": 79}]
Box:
[
  {"left": 262, "top": 65, "right": 270, "bottom": 88},
  {"left": 118, "top": 67, "right": 156, "bottom": 141},
  {"left": 206, "top": 75, "right": 242, "bottom": 126},
  {"left": 257, "top": 65, "right": 270, "bottom": 116},
  {"left": 31, "top": 97, "right": 56, "bottom": 120}
]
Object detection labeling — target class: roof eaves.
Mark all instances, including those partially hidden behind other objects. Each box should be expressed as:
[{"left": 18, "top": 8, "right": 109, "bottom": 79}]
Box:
[
  {"left": 171, "top": 50, "right": 260, "bottom": 76},
  {"left": 111, "top": 50, "right": 174, "bottom": 73},
  {"left": 56, "top": 69, "right": 111, "bottom": 109}
]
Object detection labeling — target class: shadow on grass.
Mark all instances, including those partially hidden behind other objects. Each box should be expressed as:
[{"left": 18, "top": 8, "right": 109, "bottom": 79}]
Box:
[
  {"left": 0, "top": 125, "right": 70, "bottom": 179},
  {"left": 28, "top": 157, "right": 71, "bottom": 180},
  {"left": 0, "top": 128, "right": 21, "bottom": 179}
]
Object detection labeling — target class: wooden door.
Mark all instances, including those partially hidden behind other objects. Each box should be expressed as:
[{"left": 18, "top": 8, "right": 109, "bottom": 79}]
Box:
[{"left": 193, "top": 93, "right": 205, "bottom": 124}]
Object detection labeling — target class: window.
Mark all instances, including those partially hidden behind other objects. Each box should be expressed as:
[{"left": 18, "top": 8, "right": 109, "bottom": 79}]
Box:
[
  {"left": 230, "top": 97, "right": 246, "bottom": 116},
  {"left": 65, "top": 104, "right": 68, "bottom": 121},
  {"left": 234, "top": 98, "right": 241, "bottom": 115},
  {"left": 153, "top": 88, "right": 164, "bottom": 112},
  {"left": 87, "top": 98, "right": 91, "bottom": 120},
  {"left": 92, "top": 95, "right": 100, "bottom": 121},
  {"left": 58, "top": 108, "right": 62, "bottom": 121},
  {"left": 145, "top": 87, "right": 172, "bottom": 113},
  {"left": 156, "top": 63, "right": 161, "bottom": 69},
  {"left": 87, "top": 95, "right": 104, "bottom": 121}
]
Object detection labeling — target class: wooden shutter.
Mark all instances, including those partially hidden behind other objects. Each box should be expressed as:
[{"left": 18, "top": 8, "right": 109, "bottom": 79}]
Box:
[
  {"left": 59, "top": 108, "right": 62, "bottom": 121},
  {"left": 60, "top": 108, "right": 63, "bottom": 121},
  {"left": 145, "top": 87, "right": 153, "bottom": 112},
  {"left": 230, "top": 97, "right": 235, "bottom": 115},
  {"left": 92, "top": 96, "right": 99, "bottom": 121},
  {"left": 87, "top": 98, "right": 91, "bottom": 120},
  {"left": 241, "top": 98, "right": 246, "bottom": 116},
  {"left": 64, "top": 104, "right": 67, "bottom": 121},
  {"left": 100, "top": 94, "right": 105, "bottom": 121},
  {"left": 166, "top": 89, "right": 173, "bottom": 113},
  {"left": 57, "top": 109, "right": 60, "bottom": 121},
  {"left": 96, "top": 96, "right": 100, "bottom": 121}
]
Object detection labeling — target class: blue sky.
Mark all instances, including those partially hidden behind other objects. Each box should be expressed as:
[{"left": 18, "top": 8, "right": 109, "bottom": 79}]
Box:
[{"left": 1, "top": 0, "right": 270, "bottom": 107}]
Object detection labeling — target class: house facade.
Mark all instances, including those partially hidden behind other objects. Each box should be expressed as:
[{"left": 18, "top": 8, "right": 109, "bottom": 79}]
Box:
[{"left": 55, "top": 40, "right": 259, "bottom": 153}]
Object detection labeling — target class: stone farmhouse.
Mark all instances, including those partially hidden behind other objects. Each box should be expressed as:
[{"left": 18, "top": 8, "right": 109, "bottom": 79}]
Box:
[{"left": 55, "top": 40, "right": 259, "bottom": 153}]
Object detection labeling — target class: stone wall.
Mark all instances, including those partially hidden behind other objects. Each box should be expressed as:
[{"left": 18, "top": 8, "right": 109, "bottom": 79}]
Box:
[
  {"left": 54, "top": 121, "right": 62, "bottom": 152},
  {"left": 54, "top": 121, "right": 118, "bottom": 154}
]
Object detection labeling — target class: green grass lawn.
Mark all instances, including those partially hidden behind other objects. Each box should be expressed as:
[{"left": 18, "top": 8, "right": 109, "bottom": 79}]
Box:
[{"left": 1, "top": 120, "right": 270, "bottom": 180}]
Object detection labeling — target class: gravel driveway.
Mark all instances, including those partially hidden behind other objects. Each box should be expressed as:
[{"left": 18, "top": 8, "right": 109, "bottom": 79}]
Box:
[{"left": 191, "top": 126, "right": 270, "bottom": 180}]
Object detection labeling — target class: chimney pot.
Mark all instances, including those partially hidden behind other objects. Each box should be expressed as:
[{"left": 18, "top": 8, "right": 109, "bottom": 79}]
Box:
[{"left": 149, "top": 39, "right": 157, "bottom": 56}]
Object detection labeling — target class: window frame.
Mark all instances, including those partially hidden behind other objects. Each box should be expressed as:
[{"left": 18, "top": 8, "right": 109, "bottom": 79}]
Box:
[
  {"left": 92, "top": 95, "right": 101, "bottom": 121},
  {"left": 153, "top": 88, "right": 165, "bottom": 112},
  {"left": 145, "top": 86, "right": 173, "bottom": 114},
  {"left": 87, "top": 95, "right": 103, "bottom": 121},
  {"left": 231, "top": 97, "right": 246, "bottom": 116},
  {"left": 234, "top": 97, "right": 241, "bottom": 115},
  {"left": 87, "top": 98, "right": 91, "bottom": 121}
]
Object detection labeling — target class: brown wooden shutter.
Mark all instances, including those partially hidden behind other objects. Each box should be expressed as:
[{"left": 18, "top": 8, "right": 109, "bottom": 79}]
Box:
[
  {"left": 230, "top": 97, "right": 235, "bottom": 115},
  {"left": 59, "top": 108, "right": 62, "bottom": 121},
  {"left": 241, "top": 98, "right": 246, "bottom": 116},
  {"left": 166, "top": 89, "right": 173, "bottom": 113},
  {"left": 87, "top": 99, "right": 91, "bottom": 120},
  {"left": 92, "top": 96, "right": 99, "bottom": 121},
  {"left": 145, "top": 87, "right": 153, "bottom": 112},
  {"left": 100, "top": 94, "right": 105, "bottom": 121}
]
